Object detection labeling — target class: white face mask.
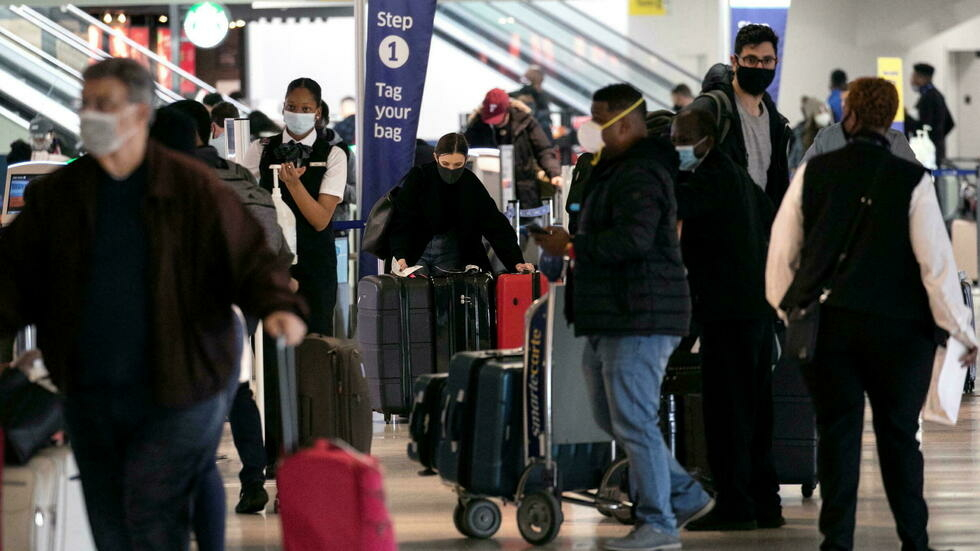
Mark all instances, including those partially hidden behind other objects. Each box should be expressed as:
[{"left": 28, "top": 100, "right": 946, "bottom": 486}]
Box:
[
  {"left": 814, "top": 112, "right": 832, "bottom": 128},
  {"left": 577, "top": 97, "right": 646, "bottom": 155},
  {"left": 209, "top": 134, "right": 228, "bottom": 158},
  {"left": 283, "top": 111, "right": 316, "bottom": 136},
  {"left": 80, "top": 106, "right": 136, "bottom": 157}
]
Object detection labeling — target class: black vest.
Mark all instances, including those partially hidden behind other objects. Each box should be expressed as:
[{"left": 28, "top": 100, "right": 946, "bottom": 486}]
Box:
[
  {"left": 781, "top": 137, "right": 932, "bottom": 325},
  {"left": 258, "top": 132, "right": 334, "bottom": 268}
]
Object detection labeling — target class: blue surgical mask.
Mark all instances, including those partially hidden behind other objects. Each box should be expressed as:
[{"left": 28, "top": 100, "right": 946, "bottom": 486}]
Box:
[{"left": 675, "top": 137, "right": 707, "bottom": 172}]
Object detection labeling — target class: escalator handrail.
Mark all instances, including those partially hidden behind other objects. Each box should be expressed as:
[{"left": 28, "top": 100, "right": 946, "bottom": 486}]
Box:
[
  {"left": 431, "top": 15, "right": 590, "bottom": 115},
  {"left": 0, "top": 25, "right": 82, "bottom": 79},
  {"left": 548, "top": 0, "right": 701, "bottom": 83},
  {"left": 63, "top": 5, "right": 251, "bottom": 115},
  {"left": 11, "top": 6, "right": 183, "bottom": 104},
  {"left": 477, "top": 2, "right": 676, "bottom": 94},
  {"left": 441, "top": 2, "right": 670, "bottom": 110}
]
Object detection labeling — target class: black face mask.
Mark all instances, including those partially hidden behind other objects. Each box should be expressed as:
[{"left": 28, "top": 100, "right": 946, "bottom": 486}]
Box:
[
  {"left": 736, "top": 65, "right": 776, "bottom": 96},
  {"left": 437, "top": 165, "right": 464, "bottom": 184}
]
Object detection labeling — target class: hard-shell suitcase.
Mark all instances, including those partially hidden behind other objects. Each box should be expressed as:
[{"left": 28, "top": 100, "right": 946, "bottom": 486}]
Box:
[
  {"left": 495, "top": 272, "right": 549, "bottom": 349},
  {"left": 436, "top": 349, "right": 522, "bottom": 485},
  {"left": 295, "top": 335, "right": 372, "bottom": 454},
  {"left": 407, "top": 373, "right": 448, "bottom": 473},
  {"left": 2, "top": 446, "right": 96, "bottom": 551},
  {"left": 959, "top": 271, "right": 976, "bottom": 393},
  {"left": 771, "top": 358, "right": 819, "bottom": 497},
  {"left": 432, "top": 272, "right": 495, "bottom": 372},
  {"left": 275, "top": 340, "right": 396, "bottom": 551},
  {"left": 357, "top": 275, "right": 436, "bottom": 414}
]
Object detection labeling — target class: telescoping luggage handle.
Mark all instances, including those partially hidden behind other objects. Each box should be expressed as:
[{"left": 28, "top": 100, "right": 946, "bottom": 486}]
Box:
[{"left": 277, "top": 337, "right": 300, "bottom": 455}]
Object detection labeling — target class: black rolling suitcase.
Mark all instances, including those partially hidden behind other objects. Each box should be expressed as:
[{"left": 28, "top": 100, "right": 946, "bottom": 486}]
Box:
[
  {"left": 294, "top": 335, "right": 373, "bottom": 454},
  {"left": 661, "top": 344, "right": 710, "bottom": 481},
  {"left": 959, "top": 271, "right": 976, "bottom": 393},
  {"left": 407, "top": 373, "right": 448, "bottom": 474},
  {"left": 357, "top": 274, "right": 436, "bottom": 415},
  {"left": 432, "top": 272, "right": 495, "bottom": 372},
  {"left": 771, "top": 358, "right": 819, "bottom": 498}
]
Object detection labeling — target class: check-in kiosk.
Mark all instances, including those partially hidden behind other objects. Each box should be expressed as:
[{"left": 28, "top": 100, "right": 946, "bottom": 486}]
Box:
[{"left": 1, "top": 161, "right": 65, "bottom": 226}]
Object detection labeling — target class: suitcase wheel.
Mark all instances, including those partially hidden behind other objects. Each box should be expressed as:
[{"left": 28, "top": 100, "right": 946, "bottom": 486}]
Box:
[
  {"left": 802, "top": 483, "right": 817, "bottom": 499},
  {"left": 454, "top": 498, "right": 501, "bottom": 540},
  {"left": 517, "top": 491, "right": 563, "bottom": 546}
]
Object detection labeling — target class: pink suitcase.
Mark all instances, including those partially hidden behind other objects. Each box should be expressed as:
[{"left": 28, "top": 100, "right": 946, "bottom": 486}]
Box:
[{"left": 275, "top": 341, "right": 395, "bottom": 551}]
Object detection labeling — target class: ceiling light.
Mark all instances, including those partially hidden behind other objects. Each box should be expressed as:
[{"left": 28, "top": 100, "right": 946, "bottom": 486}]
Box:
[
  {"left": 158, "top": 15, "right": 168, "bottom": 23},
  {"left": 117, "top": 13, "right": 126, "bottom": 23},
  {"left": 102, "top": 12, "right": 112, "bottom": 24}
]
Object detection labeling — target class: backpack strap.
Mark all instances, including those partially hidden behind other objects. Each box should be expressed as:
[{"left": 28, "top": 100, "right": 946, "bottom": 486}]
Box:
[{"left": 697, "top": 89, "right": 733, "bottom": 145}]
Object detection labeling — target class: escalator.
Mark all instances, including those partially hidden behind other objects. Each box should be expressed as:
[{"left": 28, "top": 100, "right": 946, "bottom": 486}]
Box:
[
  {"left": 433, "top": 0, "right": 701, "bottom": 115},
  {"left": 0, "top": 4, "right": 246, "bottom": 150}
]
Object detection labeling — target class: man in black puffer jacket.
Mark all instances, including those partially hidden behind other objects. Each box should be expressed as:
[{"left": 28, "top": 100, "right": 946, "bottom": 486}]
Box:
[{"left": 536, "top": 84, "right": 712, "bottom": 551}]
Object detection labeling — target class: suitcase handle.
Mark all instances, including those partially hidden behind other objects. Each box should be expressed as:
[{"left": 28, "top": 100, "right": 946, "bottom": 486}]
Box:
[{"left": 277, "top": 337, "right": 300, "bottom": 455}]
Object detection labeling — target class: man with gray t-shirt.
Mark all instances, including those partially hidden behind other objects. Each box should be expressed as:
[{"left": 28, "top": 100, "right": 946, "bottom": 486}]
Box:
[{"left": 690, "top": 25, "right": 792, "bottom": 209}]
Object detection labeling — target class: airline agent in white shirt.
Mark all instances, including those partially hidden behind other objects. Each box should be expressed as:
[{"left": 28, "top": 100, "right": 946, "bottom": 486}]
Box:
[{"left": 243, "top": 77, "right": 347, "bottom": 335}]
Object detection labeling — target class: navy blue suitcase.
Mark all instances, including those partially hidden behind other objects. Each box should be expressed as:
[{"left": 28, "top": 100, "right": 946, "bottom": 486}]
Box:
[
  {"left": 437, "top": 349, "right": 521, "bottom": 485},
  {"left": 407, "top": 373, "right": 448, "bottom": 473},
  {"left": 439, "top": 351, "right": 612, "bottom": 497}
]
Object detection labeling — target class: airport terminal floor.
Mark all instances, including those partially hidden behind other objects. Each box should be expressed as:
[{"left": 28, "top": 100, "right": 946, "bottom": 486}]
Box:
[{"left": 218, "top": 402, "right": 980, "bottom": 551}]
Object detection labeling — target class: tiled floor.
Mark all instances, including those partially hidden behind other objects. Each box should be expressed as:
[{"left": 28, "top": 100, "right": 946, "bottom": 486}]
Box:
[{"left": 218, "top": 396, "right": 980, "bottom": 550}]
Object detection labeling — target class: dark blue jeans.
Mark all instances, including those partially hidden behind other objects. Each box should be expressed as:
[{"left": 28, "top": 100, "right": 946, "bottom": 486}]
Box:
[{"left": 66, "top": 383, "right": 230, "bottom": 551}]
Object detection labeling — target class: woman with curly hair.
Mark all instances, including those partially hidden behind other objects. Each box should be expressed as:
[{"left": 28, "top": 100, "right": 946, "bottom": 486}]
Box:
[{"left": 766, "top": 77, "right": 978, "bottom": 551}]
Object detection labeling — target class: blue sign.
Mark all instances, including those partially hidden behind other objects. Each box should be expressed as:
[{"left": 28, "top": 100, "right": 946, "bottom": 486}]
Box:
[
  {"left": 525, "top": 299, "right": 548, "bottom": 462},
  {"left": 360, "top": 1, "right": 437, "bottom": 277},
  {"left": 730, "top": 6, "right": 790, "bottom": 104}
]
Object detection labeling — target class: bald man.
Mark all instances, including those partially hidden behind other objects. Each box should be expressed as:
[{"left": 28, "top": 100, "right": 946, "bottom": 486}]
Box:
[{"left": 671, "top": 109, "right": 784, "bottom": 532}]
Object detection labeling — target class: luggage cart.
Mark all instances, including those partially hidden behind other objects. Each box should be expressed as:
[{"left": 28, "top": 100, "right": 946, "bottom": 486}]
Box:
[{"left": 450, "top": 284, "right": 631, "bottom": 545}]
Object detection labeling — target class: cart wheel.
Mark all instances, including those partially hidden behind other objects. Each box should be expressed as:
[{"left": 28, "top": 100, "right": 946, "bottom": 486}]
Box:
[
  {"left": 459, "top": 499, "right": 501, "bottom": 539},
  {"left": 384, "top": 413, "right": 393, "bottom": 424},
  {"left": 453, "top": 502, "right": 470, "bottom": 537},
  {"left": 597, "top": 458, "right": 635, "bottom": 525},
  {"left": 517, "top": 491, "right": 563, "bottom": 545},
  {"left": 802, "top": 483, "right": 816, "bottom": 499}
]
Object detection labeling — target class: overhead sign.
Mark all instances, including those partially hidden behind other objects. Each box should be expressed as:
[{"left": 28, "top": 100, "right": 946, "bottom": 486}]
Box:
[
  {"left": 877, "top": 57, "right": 906, "bottom": 132},
  {"left": 360, "top": 0, "right": 437, "bottom": 276},
  {"left": 629, "top": 0, "right": 667, "bottom": 15},
  {"left": 184, "top": 2, "right": 230, "bottom": 49}
]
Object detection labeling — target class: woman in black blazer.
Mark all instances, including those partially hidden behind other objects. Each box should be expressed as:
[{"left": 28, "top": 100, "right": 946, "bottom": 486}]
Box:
[{"left": 390, "top": 133, "right": 533, "bottom": 275}]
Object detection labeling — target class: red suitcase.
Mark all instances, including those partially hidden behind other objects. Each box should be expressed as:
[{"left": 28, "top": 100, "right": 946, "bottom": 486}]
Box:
[
  {"left": 495, "top": 272, "right": 549, "bottom": 349},
  {"left": 275, "top": 341, "right": 396, "bottom": 551}
]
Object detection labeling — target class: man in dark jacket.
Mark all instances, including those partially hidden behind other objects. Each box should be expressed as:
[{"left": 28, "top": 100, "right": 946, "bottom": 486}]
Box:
[
  {"left": 464, "top": 88, "right": 561, "bottom": 208},
  {"left": 671, "top": 109, "right": 783, "bottom": 531},
  {"left": 0, "top": 59, "right": 306, "bottom": 550},
  {"left": 536, "top": 84, "right": 712, "bottom": 551},
  {"left": 690, "top": 24, "right": 792, "bottom": 208},
  {"left": 511, "top": 65, "right": 554, "bottom": 142},
  {"left": 907, "top": 62, "right": 955, "bottom": 167}
]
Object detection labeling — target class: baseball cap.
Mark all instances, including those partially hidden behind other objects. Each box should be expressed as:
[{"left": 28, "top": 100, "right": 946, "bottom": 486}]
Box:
[
  {"left": 29, "top": 116, "right": 54, "bottom": 137},
  {"left": 481, "top": 88, "right": 510, "bottom": 126}
]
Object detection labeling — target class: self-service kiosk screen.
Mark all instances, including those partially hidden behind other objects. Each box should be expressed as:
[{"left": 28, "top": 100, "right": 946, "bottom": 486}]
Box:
[{"left": 5, "top": 173, "right": 32, "bottom": 215}]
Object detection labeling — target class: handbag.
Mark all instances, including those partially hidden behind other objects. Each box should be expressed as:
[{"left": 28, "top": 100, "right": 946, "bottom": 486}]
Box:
[
  {"left": 361, "top": 187, "right": 400, "bottom": 259},
  {"left": 783, "top": 166, "right": 880, "bottom": 364},
  {"left": 0, "top": 366, "right": 64, "bottom": 464}
]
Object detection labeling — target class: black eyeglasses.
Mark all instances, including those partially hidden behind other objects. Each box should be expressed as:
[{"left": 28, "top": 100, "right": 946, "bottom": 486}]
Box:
[{"left": 737, "top": 55, "right": 778, "bottom": 69}]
